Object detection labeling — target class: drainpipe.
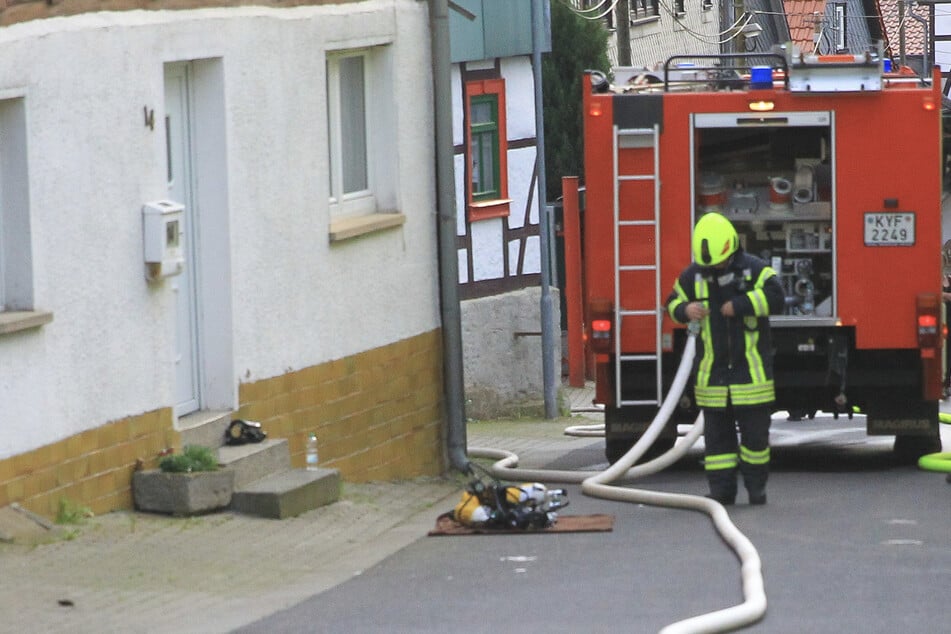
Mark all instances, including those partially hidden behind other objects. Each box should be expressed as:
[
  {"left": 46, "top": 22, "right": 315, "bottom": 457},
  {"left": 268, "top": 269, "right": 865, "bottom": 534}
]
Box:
[
  {"left": 532, "top": 0, "right": 558, "bottom": 419},
  {"left": 430, "top": 0, "right": 470, "bottom": 473}
]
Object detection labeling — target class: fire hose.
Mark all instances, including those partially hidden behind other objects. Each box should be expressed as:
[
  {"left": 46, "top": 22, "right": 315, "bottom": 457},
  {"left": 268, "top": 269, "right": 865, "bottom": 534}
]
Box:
[
  {"left": 918, "top": 412, "right": 951, "bottom": 478},
  {"left": 468, "top": 327, "right": 767, "bottom": 634}
]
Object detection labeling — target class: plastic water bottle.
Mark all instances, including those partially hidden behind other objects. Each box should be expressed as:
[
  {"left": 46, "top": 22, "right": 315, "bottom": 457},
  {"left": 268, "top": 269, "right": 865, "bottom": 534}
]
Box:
[{"left": 306, "top": 433, "right": 319, "bottom": 469}]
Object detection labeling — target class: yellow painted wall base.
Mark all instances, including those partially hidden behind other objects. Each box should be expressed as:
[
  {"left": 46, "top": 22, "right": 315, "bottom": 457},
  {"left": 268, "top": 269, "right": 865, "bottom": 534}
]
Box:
[
  {"left": 0, "top": 408, "right": 176, "bottom": 518},
  {"left": 237, "top": 329, "right": 446, "bottom": 482},
  {"left": 0, "top": 329, "right": 446, "bottom": 519}
]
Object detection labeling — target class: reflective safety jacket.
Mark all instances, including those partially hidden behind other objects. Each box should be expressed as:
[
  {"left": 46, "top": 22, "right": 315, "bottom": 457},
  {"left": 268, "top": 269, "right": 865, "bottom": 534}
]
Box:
[{"left": 667, "top": 250, "right": 785, "bottom": 409}]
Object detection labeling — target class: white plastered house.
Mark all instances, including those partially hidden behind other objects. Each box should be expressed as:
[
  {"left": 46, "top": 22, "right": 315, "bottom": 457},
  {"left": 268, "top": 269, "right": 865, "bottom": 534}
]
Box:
[{"left": 0, "top": 0, "right": 446, "bottom": 517}]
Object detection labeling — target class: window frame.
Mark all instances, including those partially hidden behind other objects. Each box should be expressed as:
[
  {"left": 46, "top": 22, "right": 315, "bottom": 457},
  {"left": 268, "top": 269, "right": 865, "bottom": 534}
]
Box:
[
  {"left": 0, "top": 95, "right": 49, "bottom": 334},
  {"left": 632, "top": 0, "right": 660, "bottom": 22},
  {"left": 465, "top": 78, "right": 510, "bottom": 222},
  {"left": 469, "top": 94, "right": 501, "bottom": 202},
  {"left": 0, "top": 97, "right": 33, "bottom": 313},
  {"left": 326, "top": 49, "right": 376, "bottom": 219}
]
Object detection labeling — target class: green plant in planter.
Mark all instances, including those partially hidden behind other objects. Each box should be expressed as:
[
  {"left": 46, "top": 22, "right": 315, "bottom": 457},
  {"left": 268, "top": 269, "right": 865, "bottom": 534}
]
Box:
[{"left": 159, "top": 445, "right": 219, "bottom": 473}]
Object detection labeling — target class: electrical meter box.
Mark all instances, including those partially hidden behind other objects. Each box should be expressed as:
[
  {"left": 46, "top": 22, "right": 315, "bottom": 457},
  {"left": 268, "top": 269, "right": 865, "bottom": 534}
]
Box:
[{"left": 142, "top": 200, "right": 185, "bottom": 281}]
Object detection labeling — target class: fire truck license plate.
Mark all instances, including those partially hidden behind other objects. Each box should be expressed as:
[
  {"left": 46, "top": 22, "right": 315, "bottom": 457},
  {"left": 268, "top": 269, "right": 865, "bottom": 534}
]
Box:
[{"left": 864, "top": 212, "right": 915, "bottom": 246}]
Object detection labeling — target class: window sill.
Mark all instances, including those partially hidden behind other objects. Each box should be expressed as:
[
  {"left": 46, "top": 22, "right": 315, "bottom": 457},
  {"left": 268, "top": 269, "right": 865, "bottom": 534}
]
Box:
[
  {"left": 329, "top": 212, "right": 406, "bottom": 243},
  {"left": 0, "top": 310, "right": 53, "bottom": 335},
  {"left": 631, "top": 16, "right": 661, "bottom": 27},
  {"left": 468, "top": 198, "right": 512, "bottom": 222}
]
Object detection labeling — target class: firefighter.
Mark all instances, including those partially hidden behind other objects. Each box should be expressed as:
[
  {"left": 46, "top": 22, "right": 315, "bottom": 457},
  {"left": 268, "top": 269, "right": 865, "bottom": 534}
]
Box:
[{"left": 667, "top": 212, "right": 785, "bottom": 505}]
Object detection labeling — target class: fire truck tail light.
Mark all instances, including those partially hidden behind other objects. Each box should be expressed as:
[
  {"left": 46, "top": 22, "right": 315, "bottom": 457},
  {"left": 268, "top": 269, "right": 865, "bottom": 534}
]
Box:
[
  {"left": 916, "top": 293, "right": 943, "bottom": 400},
  {"left": 589, "top": 318, "right": 613, "bottom": 355},
  {"left": 589, "top": 317, "right": 612, "bottom": 354},
  {"left": 749, "top": 100, "right": 775, "bottom": 112},
  {"left": 916, "top": 294, "right": 941, "bottom": 349},
  {"left": 588, "top": 299, "right": 614, "bottom": 355},
  {"left": 589, "top": 101, "right": 603, "bottom": 117},
  {"left": 923, "top": 97, "right": 936, "bottom": 111}
]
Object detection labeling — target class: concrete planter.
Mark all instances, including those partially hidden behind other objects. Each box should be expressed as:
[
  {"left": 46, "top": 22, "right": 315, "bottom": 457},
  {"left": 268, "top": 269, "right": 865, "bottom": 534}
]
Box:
[{"left": 132, "top": 469, "right": 235, "bottom": 516}]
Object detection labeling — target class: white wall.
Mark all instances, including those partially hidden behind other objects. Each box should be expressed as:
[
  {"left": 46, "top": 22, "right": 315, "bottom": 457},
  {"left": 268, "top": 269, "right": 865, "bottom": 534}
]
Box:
[{"left": 0, "top": 0, "right": 439, "bottom": 458}]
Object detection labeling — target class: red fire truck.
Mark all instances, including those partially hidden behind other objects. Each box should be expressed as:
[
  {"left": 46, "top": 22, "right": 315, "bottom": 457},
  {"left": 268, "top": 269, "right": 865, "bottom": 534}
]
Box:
[{"left": 581, "top": 49, "right": 945, "bottom": 463}]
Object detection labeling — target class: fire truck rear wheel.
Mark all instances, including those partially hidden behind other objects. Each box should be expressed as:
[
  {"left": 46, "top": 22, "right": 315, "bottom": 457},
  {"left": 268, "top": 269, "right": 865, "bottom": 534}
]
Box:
[{"left": 605, "top": 436, "right": 676, "bottom": 465}]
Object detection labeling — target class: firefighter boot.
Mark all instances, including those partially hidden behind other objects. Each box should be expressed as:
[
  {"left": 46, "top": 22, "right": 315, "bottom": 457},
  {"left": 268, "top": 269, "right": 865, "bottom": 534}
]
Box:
[
  {"left": 705, "top": 468, "right": 737, "bottom": 506},
  {"left": 740, "top": 463, "right": 768, "bottom": 505}
]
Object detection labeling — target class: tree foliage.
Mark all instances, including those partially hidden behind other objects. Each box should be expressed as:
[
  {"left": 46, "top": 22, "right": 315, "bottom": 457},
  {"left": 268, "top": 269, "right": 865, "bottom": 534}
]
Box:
[{"left": 541, "top": 1, "right": 611, "bottom": 201}]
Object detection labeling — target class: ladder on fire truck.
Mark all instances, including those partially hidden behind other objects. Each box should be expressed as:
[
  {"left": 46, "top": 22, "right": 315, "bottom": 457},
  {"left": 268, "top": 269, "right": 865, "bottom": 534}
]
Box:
[{"left": 612, "top": 123, "right": 663, "bottom": 409}]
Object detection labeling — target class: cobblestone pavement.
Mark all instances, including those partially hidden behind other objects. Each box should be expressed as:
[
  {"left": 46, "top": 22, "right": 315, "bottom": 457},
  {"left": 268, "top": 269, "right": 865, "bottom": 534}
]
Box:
[{"left": 0, "top": 478, "right": 462, "bottom": 634}]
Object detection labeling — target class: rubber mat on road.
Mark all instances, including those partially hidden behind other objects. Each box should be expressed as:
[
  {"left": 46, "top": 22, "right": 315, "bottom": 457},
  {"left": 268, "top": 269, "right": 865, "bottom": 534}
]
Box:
[{"left": 428, "top": 513, "right": 614, "bottom": 536}]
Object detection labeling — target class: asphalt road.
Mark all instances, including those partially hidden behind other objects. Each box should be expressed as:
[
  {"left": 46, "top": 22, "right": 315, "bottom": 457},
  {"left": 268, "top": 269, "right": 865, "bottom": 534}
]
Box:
[{"left": 236, "top": 413, "right": 950, "bottom": 634}]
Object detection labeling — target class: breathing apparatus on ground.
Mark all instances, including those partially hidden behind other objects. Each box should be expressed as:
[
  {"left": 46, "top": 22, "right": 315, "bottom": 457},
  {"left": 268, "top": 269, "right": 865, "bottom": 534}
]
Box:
[{"left": 449, "top": 461, "right": 569, "bottom": 530}]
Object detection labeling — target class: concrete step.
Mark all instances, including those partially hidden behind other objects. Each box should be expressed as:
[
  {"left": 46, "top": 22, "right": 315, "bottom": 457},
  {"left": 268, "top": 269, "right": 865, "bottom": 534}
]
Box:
[
  {"left": 176, "top": 413, "right": 340, "bottom": 520},
  {"left": 217, "top": 439, "right": 291, "bottom": 489},
  {"left": 231, "top": 468, "right": 341, "bottom": 519},
  {"left": 178, "top": 410, "right": 233, "bottom": 450}
]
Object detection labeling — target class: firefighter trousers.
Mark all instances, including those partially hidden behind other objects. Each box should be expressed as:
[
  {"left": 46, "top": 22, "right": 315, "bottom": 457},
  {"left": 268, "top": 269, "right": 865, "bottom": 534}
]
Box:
[{"left": 703, "top": 402, "right": 771, "bottom": 503}]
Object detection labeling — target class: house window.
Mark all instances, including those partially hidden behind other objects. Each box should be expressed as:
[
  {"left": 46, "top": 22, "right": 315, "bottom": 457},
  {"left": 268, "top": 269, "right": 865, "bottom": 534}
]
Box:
[
  {"left": 702, "top": 0, "right": 713, "bottom": 10},
  {"left": 326, "top": 45, "right": 398, "bottom": 233},
  {"left": 466, "top": 79, "right": 510, "bottom": 222},
  {"left": 632, "top": 0, "right": 659, "bottom": 21},
  {"left": 674, "top": 0, "right": 685, "bottom": 16},
  {"left": 325, "top": 45, "right": 402, "bottom": 241},
  {"left": 0, "top": 97, "right": 34, "bottom": 315},
  {"left": 327, "top": 52, "right": 372, "bottom": 217},
  {"left": 834, "top": 4, "right": 847, "bottom": 52},
  {"left": 470, "top": 95, "right": 500, "bottom": 201}
]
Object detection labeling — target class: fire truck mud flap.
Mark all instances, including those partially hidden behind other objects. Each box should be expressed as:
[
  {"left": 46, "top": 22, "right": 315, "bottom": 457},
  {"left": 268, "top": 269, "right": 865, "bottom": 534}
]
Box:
[
  {"left": 866, "top": 399, "right": 942, "bottom": 462},
  {"left": 604, "top": 408, "right": 681, "bottom": 465}
]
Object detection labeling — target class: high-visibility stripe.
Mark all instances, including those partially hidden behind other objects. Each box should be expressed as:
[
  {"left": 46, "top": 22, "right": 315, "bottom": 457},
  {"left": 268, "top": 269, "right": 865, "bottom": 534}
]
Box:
[
  {"left": 668, "top": 279, "right": 689, "bottom": 320},
  {"left": 729, "top": 382, "right": 774, "bottom": 397},
  {"left": 748, "top": 288, "right": 768, "bottom": 316},
  {"left": 756, "top": 266, "right": 778, "bottom": 287},
  {"left": 695, "top": 275, "right": 713, "bottom": 388},
  {"left": 730, "top": 381, "right": 775, "bottom": 405},
  {"left": 744, "top": 326, "right": 766, "bottom": 384},
  {"left": 695, "top": 363, "right": 774, "bottom": 406},
  {"left": 695, "top": 385, "right": 729, "bottom": 408},
  {"left": 705, "top": 452, "right": 738, "bottom": 471},
  {"left": 740, "top": 445, "right": 770, "bottom": 465}
]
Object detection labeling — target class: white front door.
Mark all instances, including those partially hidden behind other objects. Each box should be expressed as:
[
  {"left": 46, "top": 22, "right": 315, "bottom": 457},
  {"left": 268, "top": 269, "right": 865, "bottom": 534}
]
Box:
[{"left": 165, "top": 63, "right": 201, "bottom": 416}]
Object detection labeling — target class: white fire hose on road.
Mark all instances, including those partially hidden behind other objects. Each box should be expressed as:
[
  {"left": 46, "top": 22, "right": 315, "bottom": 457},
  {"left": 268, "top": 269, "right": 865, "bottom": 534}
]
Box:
[{"left": 468, "top": 330, "right": 767, "bottom": 634}]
